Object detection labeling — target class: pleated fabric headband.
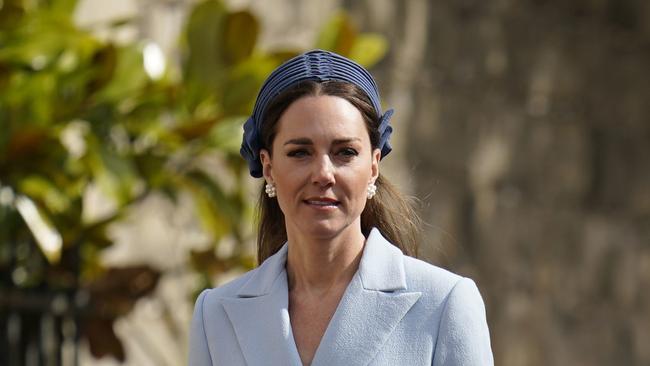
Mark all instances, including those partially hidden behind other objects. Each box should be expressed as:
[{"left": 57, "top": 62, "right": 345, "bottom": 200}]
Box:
[{"left": 240, "top": 49, "right": 394, "bottom": 178}]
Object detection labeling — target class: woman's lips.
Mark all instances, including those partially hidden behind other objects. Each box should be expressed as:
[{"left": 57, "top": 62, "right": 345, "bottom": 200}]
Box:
[{"left": 304, "top": 198, "right": 340, "bottom": 208}]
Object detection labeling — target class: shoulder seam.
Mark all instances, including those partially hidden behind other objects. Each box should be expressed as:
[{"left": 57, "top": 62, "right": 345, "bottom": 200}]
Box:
[
  {"left": 432, "top": 276, "right": 466, "bottom": 350},
  {"left": 199, "top": 290, "right": 213, "bottom": 361}
]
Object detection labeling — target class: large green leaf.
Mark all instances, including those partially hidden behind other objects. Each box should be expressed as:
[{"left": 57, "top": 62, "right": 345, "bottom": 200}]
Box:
[
  {"left": 184, "top": 0, "right": 229, "bottom": 94},
  {"left": 85, "top": 136, "right": 139, "bottom": 206},
  {"left": 48, "top": 0, "right": 78, "bottom": 16},
  {"left": 0, "top": 1, "right": 25, "bottom": 30},
  {"left": 95, "top": 44, "right": 147, "bottom": 103},
  {"left": 181, "top": 170, "right": 241, "bottom": 241},
  {"left": 315, "top": 12, "right": 357, "bottom": 55},
  {"left": 18, "top": 175, "right": 71, "bottom": 213},
  {"left": 209, "top": 116, "right": 246, "bottom": 153},
  {"left": 221, "top": 55, "right": 277, "bottom": 115},
  {"left": 223, "top": 11, "right": 258, "bottom": 64},
  {"left": 348, "top": 33, "right": 388, "bottom": 68}
]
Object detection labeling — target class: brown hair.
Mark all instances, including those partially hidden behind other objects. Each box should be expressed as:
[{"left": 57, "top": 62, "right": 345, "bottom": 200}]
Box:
[{"left": 256, "top": 80, "right": 421, "bottom": 264}]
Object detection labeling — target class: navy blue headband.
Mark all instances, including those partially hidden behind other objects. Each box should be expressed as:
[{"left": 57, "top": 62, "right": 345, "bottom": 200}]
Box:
[{"left": 240, "top": 49, "right": 394, "bottom": 178}]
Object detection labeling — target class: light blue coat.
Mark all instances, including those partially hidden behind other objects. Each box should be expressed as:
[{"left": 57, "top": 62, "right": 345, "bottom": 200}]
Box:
[{"left": 188, "top": 228, "right": 493, "bottom": 365}]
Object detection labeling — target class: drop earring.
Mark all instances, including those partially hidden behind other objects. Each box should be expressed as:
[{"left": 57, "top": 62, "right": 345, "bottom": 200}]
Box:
[
  {"left": 265, "top": 182, "right": 277, "bottom": 198},
  {"left": 367, "top": 182, "right": 377, "bottom": 199}
]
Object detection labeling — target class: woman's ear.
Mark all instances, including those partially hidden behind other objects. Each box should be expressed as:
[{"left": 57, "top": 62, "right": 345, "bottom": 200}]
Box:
[
  {"left": 260, "top": 149, "right": 273, "bottom": 183},
  {"left": 370, "top": 148, "right": 380, "bottom": 183}
]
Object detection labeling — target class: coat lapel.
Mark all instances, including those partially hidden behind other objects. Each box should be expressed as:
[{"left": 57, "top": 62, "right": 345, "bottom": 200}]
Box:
[
  {"left": 311, "top": 229, "right": 422, "bottom": 366},
  {"left": 222, "top": 228, "right": 421, "bottom": 366},
  {"left": 221, "top": 244, "right": 302, "bottom": 366}
]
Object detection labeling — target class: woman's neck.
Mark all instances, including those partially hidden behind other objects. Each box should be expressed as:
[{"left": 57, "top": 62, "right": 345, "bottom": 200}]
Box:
[{"left": 285, "top": 226, "right": 366, "bottom": 297}]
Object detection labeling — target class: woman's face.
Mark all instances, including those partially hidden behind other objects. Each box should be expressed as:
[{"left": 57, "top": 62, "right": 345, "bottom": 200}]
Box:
[{"left": 260, "top": 95, "right": 380, "bottom": 241}]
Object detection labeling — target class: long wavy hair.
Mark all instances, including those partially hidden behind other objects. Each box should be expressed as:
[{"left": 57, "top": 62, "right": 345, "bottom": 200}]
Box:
[{"left": 255, "top": 80, "right": 422, "bottom": 264}]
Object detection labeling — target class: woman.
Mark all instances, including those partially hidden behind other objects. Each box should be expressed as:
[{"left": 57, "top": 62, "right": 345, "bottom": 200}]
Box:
[{"left": 189, "top": 50, "right": 493, "bottom": 365}]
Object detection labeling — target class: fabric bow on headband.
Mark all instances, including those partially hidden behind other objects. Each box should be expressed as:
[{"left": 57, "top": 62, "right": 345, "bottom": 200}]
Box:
[{"left": 240, "top": 49, "right": 394, "bottom": 178}]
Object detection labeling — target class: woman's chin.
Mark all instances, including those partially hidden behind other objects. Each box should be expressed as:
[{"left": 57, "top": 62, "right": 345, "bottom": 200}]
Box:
[{"left": 294, "top": 220, "right": 357, "bottom": 241}]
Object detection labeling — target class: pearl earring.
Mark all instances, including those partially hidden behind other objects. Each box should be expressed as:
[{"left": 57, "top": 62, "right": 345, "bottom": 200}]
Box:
[
  {"left": 265, "top": 182, "right": 276, "bottom": 198},
  {"left": 367, "top": 182, "right": 377, "bottom": 199}
]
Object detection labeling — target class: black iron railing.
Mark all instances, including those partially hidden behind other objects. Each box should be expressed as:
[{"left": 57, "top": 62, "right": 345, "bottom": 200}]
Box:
[{"left": 0, "top": 290, "right": 88, "bottom": 366}]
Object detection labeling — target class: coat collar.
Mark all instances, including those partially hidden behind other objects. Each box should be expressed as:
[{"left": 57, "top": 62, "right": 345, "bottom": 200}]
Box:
[
  {"left": 236, "top": 240, "right": 289, "bottom": 297},
  {"left": 358, "top": 227, "right": 409, "bottom": 291},
  {"left": 222, "top": 228, "right": 421, "bottom": 366}
]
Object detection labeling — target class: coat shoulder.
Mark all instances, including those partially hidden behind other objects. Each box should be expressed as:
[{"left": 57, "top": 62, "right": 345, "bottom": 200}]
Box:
[
  {"left": 201, "top": 267, "right": 259, "bottom": 302},
  {"left": 401, "top": 255, "right": 465, "bottom": 301}
]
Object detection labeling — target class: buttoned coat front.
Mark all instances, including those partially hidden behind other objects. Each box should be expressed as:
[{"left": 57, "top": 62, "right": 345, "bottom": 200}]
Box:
[{"left": 188, "top": 228, "right": 493, "bottom": 366}]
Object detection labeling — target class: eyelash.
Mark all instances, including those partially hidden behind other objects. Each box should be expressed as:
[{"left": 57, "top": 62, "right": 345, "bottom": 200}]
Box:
[
  {"left": 287, "top": 149, "right": 309, "bottom": 158},
  {"left": 339, "top": 148, "right": 358, "bottom": 157},
  {"left": 286, "top": 148, "right": 359, "bottom": 158}
]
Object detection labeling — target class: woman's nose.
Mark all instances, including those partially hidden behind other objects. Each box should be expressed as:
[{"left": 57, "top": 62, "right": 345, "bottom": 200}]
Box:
[{"left": 312, "top": 155, "right": 335, "bottom": 186}]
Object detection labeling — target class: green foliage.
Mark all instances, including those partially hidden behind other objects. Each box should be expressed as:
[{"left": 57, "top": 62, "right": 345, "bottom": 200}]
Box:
[
  {"left": 316, "top": 12, "right": 388, "bottom": 67},
  {"left": 0, "top": 0, "right": 387, "bottom": 361}
]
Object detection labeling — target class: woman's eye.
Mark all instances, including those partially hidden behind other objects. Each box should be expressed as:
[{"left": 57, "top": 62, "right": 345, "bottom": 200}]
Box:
[
  {"left": 338, "top": 148, "right": 359, "bottom": 157},
  {"left": 341, "top": 148, "right": 358, "bottom": 156},
  {"left": 287, "top": 149, "right": 309, "bottom": 157}
]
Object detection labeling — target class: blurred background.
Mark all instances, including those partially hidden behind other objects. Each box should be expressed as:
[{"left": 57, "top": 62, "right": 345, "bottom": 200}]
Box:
[{"left": 1, "top": 0, "right": 649, "bottom": 365}]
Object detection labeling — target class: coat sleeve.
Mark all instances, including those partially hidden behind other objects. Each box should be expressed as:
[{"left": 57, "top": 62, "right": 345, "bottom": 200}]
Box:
[
  {"left": 188, "top": 289, "right": 213, "bottom": 366},
  {"left": 432, "top": 278, "right": 494, "bottom": 366}
]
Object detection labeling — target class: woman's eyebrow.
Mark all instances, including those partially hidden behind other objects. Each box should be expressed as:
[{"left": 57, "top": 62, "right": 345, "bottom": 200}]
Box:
[
  {"left": 283, "top": 137, "right": 361, "bottom": 146},
  {"left": 332, "top": 138, "right": 361, "bottom": 144},
  {"left": 284, "top": 138, "right": 312, "bottom": 146}
]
